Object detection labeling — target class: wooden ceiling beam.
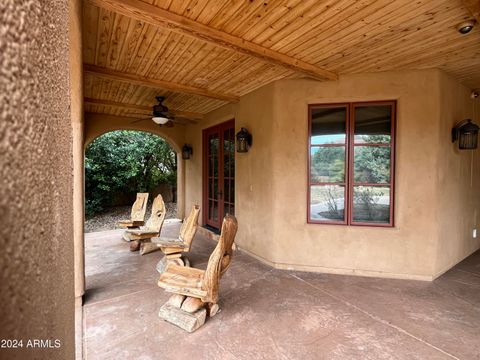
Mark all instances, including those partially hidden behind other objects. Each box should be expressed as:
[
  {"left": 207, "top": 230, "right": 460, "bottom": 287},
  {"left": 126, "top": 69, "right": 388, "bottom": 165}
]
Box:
[
  {"left": 463, "top": 0, "right": 480, "bottom": 23},
  {"left": 84, "top": 97, "right": 203, "bottom": 122},
  {"left": 84, "top": 64, "right": 238, "bottom": 102},
  {"left": 85, "top": 0, "right": 337, "bottom": 81}
]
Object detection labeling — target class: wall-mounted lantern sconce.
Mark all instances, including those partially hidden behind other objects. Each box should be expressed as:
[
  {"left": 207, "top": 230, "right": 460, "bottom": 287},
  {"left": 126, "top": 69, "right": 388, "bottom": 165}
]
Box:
[
  {"left": 236, "top": 127, "right": 252, "bottom": 153},
  {"left": 451, "top": 119, "right": 479, "bottom": 150},
  {"left": 182, "top": 144, "right": 193, "bottom": 159}
]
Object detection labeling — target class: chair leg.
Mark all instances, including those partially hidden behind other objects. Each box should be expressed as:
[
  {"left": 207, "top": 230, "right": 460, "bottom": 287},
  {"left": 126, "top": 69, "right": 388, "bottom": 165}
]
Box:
[
  {"left": 181, "top": 255, "right": 190, "bottom": 267},
  {"left": 122, "top": 231, "right": 132, "bottom": 242},
  {"left": 130, "top": 240, "right": 141, "bottom": 251},
  {"left": 207, "top": 303, "right": 220, "bottom": 317},
  {"left": 156, "top": 256, "right": 168, "bottom": 274}
]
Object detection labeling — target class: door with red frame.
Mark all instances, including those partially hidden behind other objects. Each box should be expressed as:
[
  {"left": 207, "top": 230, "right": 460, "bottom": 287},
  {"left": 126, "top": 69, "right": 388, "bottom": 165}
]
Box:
[{"left": 203, "top": 120, "right": 235, "bottom": 230}]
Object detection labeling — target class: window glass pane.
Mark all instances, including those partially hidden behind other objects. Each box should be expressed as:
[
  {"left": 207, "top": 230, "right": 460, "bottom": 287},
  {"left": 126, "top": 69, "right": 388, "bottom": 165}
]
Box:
[
  {"left": 309, "top": 185, "right": 345, "bottom": 222},
  {"left": 310, "top": 146, "right": 345, "bottom": 183},
  {"left": 208, "top": 200, "right": 213, "bottom": 219},
  {"left": 223, "top": 132, "right": 234, "bottom": 178},
  {"left": 224, "top": 153, "right": 230, "bottom": 178},
  {"left": 224, "top": 179, "right": 229, "bottom": 202},
  {"left": 213, "top": 201, "right": 218, "bottom": 221},
  {"left": 229, "top": 179, "right": 235, "bottom": 203},
  {"left": 352, "top": 186, "right": 390, "bottom": 223},
  {"left": 213, "top": 179, "right": 218, "bottom": 200},
  {"left": 311, "top": 107, "right": 347, "bottom": 145},
  {"left": 213, "top": 155, "right": 218, "bottom": 177},
  {"left": 354, "top": 146, "right": 390, "bottom": 183},
  {"left": 208, "top": 157, "right": 213, "bottom": 177},
  {"left": 354, "top": 105, "right": 391, "bottom": 144}
]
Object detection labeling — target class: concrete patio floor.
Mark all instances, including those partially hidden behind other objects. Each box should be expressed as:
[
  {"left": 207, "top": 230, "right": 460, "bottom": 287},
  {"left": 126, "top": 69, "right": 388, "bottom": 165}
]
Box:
[{"left": 83, "top": 223, "right": 480, "bottom": 360}]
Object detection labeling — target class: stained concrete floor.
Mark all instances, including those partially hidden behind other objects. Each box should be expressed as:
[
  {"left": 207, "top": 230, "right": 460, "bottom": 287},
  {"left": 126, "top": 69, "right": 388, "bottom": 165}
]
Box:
[{"left": 83, "top": 223, "right": 480, "bottom": 360}]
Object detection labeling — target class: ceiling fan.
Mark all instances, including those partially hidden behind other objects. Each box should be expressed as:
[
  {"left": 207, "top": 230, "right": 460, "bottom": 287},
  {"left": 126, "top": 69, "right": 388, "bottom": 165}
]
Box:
[{"left": 129, "top": 96, "right": 186, "bottom": 127}]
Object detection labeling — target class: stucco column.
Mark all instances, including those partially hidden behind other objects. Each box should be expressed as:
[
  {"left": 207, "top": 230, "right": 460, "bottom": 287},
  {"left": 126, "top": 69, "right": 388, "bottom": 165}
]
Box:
[
  {"left": 69, "top": 0, "right": 85, "bottom": 300},
  {"left": 177, "top": 154, "right": 186, "bottom": 219}
]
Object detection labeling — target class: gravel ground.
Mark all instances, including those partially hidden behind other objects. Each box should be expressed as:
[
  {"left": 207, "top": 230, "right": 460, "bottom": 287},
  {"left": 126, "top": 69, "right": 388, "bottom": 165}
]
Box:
[{"left": 85, "top": 202, "right": 177, "bottom": 233}]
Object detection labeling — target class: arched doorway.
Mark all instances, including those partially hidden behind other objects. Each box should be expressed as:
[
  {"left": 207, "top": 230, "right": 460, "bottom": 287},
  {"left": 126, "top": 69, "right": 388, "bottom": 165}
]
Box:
[
  {"left": 84, "top": 130, "right": 178, "bottom": 233},
  {"left": 81, "top": 129, "right": 182, "bottom": 303},
  {"left": 74, "top": 112, "right": 187, "bottom": 295}
]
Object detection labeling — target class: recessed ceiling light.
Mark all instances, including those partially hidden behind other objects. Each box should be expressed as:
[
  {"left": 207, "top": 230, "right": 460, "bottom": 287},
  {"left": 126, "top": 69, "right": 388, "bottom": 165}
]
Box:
[{"left": 457, "top": 20, "right": 475, "bottom": 34}]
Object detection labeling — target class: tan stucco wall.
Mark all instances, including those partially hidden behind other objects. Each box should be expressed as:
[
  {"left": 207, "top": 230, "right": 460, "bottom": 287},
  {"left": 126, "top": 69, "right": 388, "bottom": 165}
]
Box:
[
  {"left": 184, "top": 85, "right": 277, "bottom": 260},
  {"left": 0, "top": 1, "right": 75, "bottom": 359},
  {"left": 185, "top": 69, "right": 480, "bottom": 280},
  {"left": 70, "top": 0, "right": 85, "bottom": 302},
  {"left": 434, "top": 72, "right": 480, "bottom": 277}
]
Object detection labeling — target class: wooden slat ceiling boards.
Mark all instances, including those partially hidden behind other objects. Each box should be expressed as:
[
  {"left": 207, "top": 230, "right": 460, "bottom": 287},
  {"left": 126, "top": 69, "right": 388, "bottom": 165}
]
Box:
[{"left": 83, "top": 0, "right": 480, "bottom": 118}]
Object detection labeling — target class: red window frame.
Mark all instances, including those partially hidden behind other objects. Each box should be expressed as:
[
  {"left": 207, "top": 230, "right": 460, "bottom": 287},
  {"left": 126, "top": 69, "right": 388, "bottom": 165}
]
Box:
[{"left": 307, "top": 101, "right": 396, "bottom": 227}]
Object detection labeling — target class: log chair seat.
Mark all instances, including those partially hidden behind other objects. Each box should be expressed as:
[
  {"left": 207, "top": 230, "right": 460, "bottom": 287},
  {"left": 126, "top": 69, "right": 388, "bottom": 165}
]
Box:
[
  {"left": 158, "top": 263, "right": 207, "bottom": 299},
  {"left": 127, "top": 229, "right": 161, "bottom": 239},
  {"left": 152, "top": 205, "right": 200, "bottom": 267},
  {"left": 158, "top": 214, "right": 238, "bottom": 305},
  {"left": 152, "top": 237, "right": 187, "bottom": 247},
  {"left": 118, "top": 220, "right": 144, "bottom": 228}
]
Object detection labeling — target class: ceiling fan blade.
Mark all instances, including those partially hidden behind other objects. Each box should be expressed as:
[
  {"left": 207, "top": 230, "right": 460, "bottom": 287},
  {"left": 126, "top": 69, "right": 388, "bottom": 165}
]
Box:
[
  {"left": 167, "top": 117, "right": 190, "bottom": 125},
  {"left": 130, "top": 118, "right": 151, "bottom": 124},
  {"left": 164, "top": 121, "right": 174, "bottom": 128},
  {"left": 170, "top": 114, "right": 198, "bottom": 124}
]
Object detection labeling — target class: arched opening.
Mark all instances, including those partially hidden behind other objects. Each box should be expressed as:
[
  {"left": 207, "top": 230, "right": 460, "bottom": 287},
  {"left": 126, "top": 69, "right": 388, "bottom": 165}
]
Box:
[
  {"left": 84, "top": 130, "right": 178, "bottom": 232},
  {"left": 82, "top": 130, "right": 182, "bottom": 302}
]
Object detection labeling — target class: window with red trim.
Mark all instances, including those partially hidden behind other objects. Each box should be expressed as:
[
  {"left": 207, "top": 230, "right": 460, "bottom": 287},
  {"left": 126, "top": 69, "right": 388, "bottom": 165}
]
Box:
[{"left": 308, "top": 101, "right": 396, "bottom": 227}]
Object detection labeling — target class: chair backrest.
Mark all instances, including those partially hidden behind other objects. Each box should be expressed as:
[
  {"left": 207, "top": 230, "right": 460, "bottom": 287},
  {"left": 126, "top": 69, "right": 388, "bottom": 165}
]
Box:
[
  {"left": 201, "top": 215, "right": 238, "bottom": 303},
  {"left": 179, "top": 205, "right": 200, "bottom": 251},
  {"left": 131, "top": 193, "right": 149, "bottom": 222},
  {"left": 145, "top": 194, "right": 166, "bottom": 232}
]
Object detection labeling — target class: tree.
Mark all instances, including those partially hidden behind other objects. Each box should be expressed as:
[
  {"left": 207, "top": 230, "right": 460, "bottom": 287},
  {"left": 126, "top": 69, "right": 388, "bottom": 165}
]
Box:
[{"left": 85, "top": 131, "right": 176, "bottom": 216}]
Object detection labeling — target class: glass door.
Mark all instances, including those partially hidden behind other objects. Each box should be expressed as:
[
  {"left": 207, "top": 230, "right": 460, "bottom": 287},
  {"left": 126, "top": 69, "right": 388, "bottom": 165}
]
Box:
[{"left": 203, "top": 120, "right": 235, "bottom": 229}]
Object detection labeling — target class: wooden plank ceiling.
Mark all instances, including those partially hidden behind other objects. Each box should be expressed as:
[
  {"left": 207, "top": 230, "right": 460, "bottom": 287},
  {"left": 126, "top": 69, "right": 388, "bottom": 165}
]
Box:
[{"left": 83, "top": 0, "right": 480, "bottom": 121}]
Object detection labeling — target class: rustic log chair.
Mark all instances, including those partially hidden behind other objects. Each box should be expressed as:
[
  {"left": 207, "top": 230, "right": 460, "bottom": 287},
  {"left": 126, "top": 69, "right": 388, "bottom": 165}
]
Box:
[
  {"left": 157, "top": 214, "right": 238, "bottom": 317},
  {"left": 152, "top": 205, "right": 200, "bottom": 269},
  {"left": 126, "top": 194, "right": 166, "bottom": 251},
  {"left": 118, "top": 193, "right": 149, "bottom": 229}
]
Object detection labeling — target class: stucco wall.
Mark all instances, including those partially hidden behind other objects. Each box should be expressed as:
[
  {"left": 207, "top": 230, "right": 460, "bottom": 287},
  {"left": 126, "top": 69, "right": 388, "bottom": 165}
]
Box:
[
  {"left": 185, "top": 69, "right": 480, "bottom": 280},
  {"left": 0, "top": 1, "right": 74, "bottom": 359},
  {"left": 185, "top": 85, "right": 276, "bottom": 259},
  {"left": 434, "top": 72, "right": 480, "bottom": 276}
]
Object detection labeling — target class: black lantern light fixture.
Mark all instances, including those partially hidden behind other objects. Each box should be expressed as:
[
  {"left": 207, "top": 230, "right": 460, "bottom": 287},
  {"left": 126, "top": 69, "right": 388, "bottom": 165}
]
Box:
[
  {"left": 182, "top": 144, "right": 193, "bottom": 159},
  {"left": 236, "top": 127, "right": 252, "bottom": 153},
  {"left": 451, "top": 119, "right": 479, "bottom": 150}
]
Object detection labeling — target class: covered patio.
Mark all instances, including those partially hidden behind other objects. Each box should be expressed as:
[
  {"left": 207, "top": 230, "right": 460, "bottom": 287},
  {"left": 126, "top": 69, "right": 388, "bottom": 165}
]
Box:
[
  {"left": 83, "top": 222, "right": 480, "bottom": 359},
  {"left": 2, "top": 0, "right": 480, "bottom": 359}
]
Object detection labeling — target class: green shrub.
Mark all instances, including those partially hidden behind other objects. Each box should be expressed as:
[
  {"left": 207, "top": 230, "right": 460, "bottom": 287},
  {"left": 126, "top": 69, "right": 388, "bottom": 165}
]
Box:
[{"left": 85, "top": 130, "right": 176, "bottom": 216}]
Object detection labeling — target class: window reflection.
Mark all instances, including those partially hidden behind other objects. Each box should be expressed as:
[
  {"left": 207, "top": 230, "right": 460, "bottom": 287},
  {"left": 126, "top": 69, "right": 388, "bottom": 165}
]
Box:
[
  {"left": 352, "top": 186, "right": 390, "bottom": 223},
  {"left": 354, "top": 106, "right": 391, "bottom": 144},
  {"left": 311, "top": 107, "right": 347, "bottom": 145},
  {"left": 310, "top": 185, "right": 345, "bottom": 222},
  {"left": 310, "top": 147, "right": 345, "bottom": 183},
  {"left": 354, "top": 146, "right": 390, "bottom": 183}
]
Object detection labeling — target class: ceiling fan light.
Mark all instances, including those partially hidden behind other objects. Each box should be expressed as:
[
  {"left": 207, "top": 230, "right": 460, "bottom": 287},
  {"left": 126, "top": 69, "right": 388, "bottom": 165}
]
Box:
[{"left": 152, "top": 116, "right": 169, "bottom": 125}]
